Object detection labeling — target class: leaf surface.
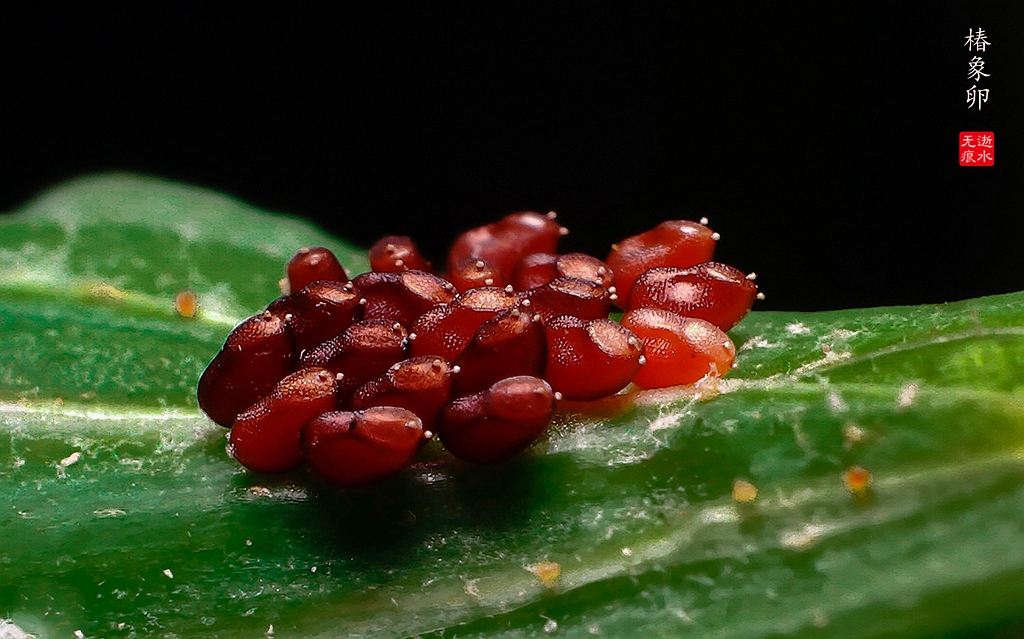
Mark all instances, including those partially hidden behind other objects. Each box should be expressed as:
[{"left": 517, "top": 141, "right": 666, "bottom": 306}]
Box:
[{"left": 1, "top": 175, "right": 1023, "bottom": 639}]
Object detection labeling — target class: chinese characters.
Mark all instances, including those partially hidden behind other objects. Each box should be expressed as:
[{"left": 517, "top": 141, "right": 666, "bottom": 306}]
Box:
[
  {"left": 959, "top": 132, "right": 994, "bottom": 166},
  {"left": 964, "top": 28, "right": 990, "bottom": 52},
  {"left": 966, "top": 86, "right": 989, "bottom": 110},
  {"left": 959, "top": 29, "right": 994, "bottom": 166},
  {"left": 964, "top": 28, "right": 992, "bottom": 110}
]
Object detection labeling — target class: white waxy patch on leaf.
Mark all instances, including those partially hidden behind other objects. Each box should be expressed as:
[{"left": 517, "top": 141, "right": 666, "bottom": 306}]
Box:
[
  {"left": 780, "top": 523, "right": 838, "bottom": 550},
  {"left": 827, "top": 390, "right": 848, "bottom": 413},
  {"left": 699, "top": 504, "right": 740, "bottom": 524},
  {"left": 739, "top": 335, "right": 778, "bottom": 351},
  {"left": 0, "top": 620, "right": 35, "bottom": 639},
  {"left": 785, "top": 322, "right": 811, "bottom": 335},
  {"left": 897, "top": 381, "right": 920, "bottom": 408}
]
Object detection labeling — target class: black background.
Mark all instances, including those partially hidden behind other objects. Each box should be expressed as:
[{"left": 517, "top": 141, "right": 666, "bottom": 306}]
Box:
[{"left": 2, "top": 2, "right": 1021, "bottom": 311}]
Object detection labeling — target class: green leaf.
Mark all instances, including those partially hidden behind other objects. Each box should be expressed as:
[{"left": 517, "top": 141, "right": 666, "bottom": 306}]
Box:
[
  {"left": 2, "top": 175, "right": 1023, "bottom": 639},
  {"left": 0, "top": 174, "right": 366, "bottom": 408}
]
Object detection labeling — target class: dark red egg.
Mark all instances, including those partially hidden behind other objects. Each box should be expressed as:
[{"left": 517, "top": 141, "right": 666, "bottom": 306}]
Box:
[
  {"left": 520, "top": 277, "right": 614, "bottom": 322},
  {"left": 447, "top": 211, "right": 567, "bottom": 277},
  {"left": 301, "top": 319, "right": 409, "bottom": 403},
  {"left": 352, "top": 270, "right": 457, "bottom": 329},
  {"left": 543, "top": 316, "right": 644, "bottom": 401},
  {"left": 510, "top": 252, "right": 560, "bottom": 291},
  {"left": 302, "top": 407, "right": 425, "bottom": 487},
  {"left": 286, "top": 247, "right": 349, "bottom": 293},
  {"left": 409, "top": 286, "right": 520, "bottom": 361},
  {"left": 453, "top": 308, "right": 547, "bottom": 396},
  {"left": 448, "top": 257, "right": 507, "bottom": 292},
  {"left": 351, "top": 356, "right": 455, "bottom": 430},
  {"left": 436, "top": 376, "right": 556, "bottom": 464},
  {"left": 198, "top": 311, "right": 295, "bottom": 427},
  {"left": 266, "top": 280, "right": 361, "bottom": 353},
  {"left": 369, "top": 235, "right": 433, "bottom": 273},
  {"left": 228, "top": 367, "right": 338, "bottom": 474}
]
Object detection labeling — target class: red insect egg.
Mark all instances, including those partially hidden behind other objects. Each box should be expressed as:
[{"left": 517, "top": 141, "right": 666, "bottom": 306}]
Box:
[
  {"left": 302, "top": 407, "right": 425, "bottom": 488},
  {"left": 627, "top": 262, "right": 759, "bottom": 331},
  {"left": 510, "top": 252, "right": 560, "bottom": 291},
  {"left": 555, "top": 253, "right": 616, "bottom": 291},
  {"left": 300, "top": 319, "right": 409, "bottom": 403},
  {"left": 197, "top": 311, "right": 296, "bottom": 427},
  {"left": 447, "top": 211, "right": 566, "bottom": 277},
  {"left": 448, "top": 257, "right": 507, "bottom": 292},
  {"left": 453, "top": 308, "right": 547, "bottom": 396},
  {"left": 436, "top": 375, "right": 557, "bottom": 464},
  {"left": 351, "top": 356, "right": 455, "bottom": 430},
  {"left": 620, "top": 308, "right": 735, "bottom": 389},
  {"left": 369, "top": 235, "right": 433, "bottom": 273},
  {"left": 286, "top": 246, "right": 349, "bottom": 293},
  {"left": 266, "top": 280, "right": 362, "bottom": 353},
  {"left": 520, "top": 277, "right": 614, "bottom": 323},
  {"left": 606, "top": 220, "right": 718, "bottom": 305},
  {"left": 510, "top": 252, "right": 615, "bottom": 293},
  {"left": 457, "top": 285, "right": 522, "bottom": 312},
  {"left": 353, "top": 270, "right": 457, "bottom": 329},
  {"left": 409, "top": 286, "right": 520, "bottom": 361},
  {"left": 228, "top": 367, "right": 338, "bottom": 474},
  {"left": 543, "top": 316, "right": 645, "bottom": 401}
]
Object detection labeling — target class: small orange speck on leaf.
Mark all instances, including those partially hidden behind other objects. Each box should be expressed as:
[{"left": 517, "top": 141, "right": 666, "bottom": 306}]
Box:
[
  {"left": 843, "top": 466, "right": 872, "bottom": 495},
  {"left": 174, "top": 290, "right": 199, "bottom": 318},
  {"left": 528, "top": 560, "right": 561, "bottom": 587},
  {"left": 732, "top": 479, "right": 758, "bottom": 503}
]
